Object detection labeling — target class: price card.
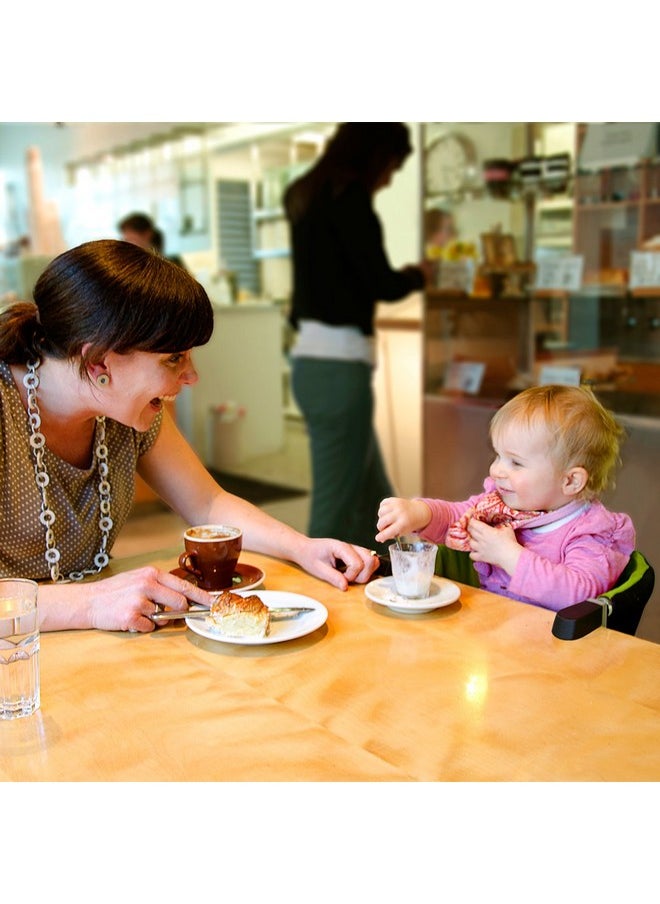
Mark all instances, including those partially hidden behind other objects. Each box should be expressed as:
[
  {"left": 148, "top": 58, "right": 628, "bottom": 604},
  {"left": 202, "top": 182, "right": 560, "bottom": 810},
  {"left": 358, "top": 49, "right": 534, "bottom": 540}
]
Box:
[
  {"left": 538, "top": 365, "right": 581, "bottom": 387},
  {"left": 629, "top": 251, "right": 660, "bottom": 289},
  {"left": 437, "top": 259, "right": 475, "bottom": 293},
  {"left": 444, "top": 361, "right": 486, "bottom": 394},
  {"left": 534, "top": 255, "right": 584, "bottom": 292}
]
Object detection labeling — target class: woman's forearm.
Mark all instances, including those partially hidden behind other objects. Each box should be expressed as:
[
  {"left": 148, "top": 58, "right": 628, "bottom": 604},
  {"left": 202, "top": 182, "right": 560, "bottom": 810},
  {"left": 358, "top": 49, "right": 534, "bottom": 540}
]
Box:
[{"left": 37, "top": 582, "right": 94, "bottom": 631}]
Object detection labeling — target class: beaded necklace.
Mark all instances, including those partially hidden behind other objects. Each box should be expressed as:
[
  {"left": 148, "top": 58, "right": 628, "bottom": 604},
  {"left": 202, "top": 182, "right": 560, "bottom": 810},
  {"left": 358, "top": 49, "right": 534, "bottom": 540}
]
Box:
[{"left": 23, "top": 359, "right": 113, "bottom": 582}]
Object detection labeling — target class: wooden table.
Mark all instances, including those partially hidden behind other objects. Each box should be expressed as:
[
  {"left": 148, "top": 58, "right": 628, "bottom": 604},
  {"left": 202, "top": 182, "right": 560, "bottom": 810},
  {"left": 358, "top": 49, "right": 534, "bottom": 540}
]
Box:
[{"left": 2, "top": 549, "right": 659, "bottom": 781}]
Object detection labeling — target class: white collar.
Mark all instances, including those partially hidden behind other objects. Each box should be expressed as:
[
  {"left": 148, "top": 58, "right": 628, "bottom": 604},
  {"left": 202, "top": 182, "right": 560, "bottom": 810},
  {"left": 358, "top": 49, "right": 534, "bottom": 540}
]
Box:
[{"left": 530, "top": 502, "right": 590, "bottom": 534}]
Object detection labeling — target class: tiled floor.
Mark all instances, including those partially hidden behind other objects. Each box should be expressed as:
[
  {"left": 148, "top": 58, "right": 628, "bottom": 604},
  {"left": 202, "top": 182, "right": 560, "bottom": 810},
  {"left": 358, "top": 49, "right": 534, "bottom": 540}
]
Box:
[{"left": 215, "top": 412, "right": 312, "bottom": 492}]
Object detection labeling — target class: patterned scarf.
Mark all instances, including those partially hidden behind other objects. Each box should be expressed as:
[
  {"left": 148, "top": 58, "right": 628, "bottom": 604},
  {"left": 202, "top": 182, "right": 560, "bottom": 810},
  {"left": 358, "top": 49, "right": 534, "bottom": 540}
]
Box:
[{"left": 445, "top": 491, "right": 542, "bottom": 552}]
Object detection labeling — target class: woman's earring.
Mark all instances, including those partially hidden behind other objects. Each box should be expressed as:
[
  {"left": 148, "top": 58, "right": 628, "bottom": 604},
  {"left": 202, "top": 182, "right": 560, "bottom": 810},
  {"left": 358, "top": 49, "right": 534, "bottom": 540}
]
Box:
[{"left": 96, "top": 374, "right": 110, "bottom": 387}]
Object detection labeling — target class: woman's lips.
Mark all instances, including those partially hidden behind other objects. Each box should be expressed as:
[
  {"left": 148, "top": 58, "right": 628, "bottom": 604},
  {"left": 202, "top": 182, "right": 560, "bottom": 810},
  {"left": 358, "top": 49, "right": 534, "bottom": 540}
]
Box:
[{"left": 149, "top": 394, "right": 177, "bottom": 411}]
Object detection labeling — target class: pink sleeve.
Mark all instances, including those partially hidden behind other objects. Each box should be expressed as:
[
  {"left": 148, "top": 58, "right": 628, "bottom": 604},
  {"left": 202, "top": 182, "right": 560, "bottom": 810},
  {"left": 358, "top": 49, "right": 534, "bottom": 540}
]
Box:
[
  {"left": 508, "top": 523, "right": 635, "bottom": 609},
  {"left": 417, "top": 489, "right": 489, "bottom": 544}
]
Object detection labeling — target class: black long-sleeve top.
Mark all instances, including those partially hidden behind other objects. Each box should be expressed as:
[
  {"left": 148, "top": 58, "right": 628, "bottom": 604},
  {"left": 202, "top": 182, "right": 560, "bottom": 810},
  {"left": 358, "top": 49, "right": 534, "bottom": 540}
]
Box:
[{"left": 287, "top": 181, "right": 424, "bottom": 337}]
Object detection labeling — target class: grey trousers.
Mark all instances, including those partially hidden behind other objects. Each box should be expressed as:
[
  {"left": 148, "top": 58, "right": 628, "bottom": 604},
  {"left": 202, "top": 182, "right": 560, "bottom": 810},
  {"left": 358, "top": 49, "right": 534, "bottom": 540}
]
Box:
[{"left": 291, "top": 356, "right": 394, "bottom": 553}]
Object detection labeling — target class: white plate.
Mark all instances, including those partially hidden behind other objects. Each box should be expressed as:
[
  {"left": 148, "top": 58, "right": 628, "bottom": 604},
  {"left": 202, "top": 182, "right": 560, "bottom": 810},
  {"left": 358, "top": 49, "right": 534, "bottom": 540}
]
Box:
[
  {"left": 185, "top": 590, "right": 328, "bottom": 646},
  {"left": 365, "top": 576, "right": 461, "bottom": 614}
]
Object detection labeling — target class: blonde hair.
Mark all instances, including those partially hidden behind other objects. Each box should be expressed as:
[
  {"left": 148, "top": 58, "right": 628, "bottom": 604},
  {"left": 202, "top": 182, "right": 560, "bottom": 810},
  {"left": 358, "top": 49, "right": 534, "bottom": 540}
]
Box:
[{"left": 489, "top": 385, "right": 625, "bottom": 499}]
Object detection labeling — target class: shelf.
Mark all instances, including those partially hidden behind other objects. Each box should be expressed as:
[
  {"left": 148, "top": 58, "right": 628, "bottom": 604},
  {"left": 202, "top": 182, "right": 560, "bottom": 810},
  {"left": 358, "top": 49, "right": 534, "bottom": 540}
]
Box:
[
  {"left": 253, "top": 207, "right": 285, "bottom": 222},
  {"left": 424, "top": 188, "right": 487, "bottom": 203},
  {"left": 576, "top": 200, "right": 640, "bottom": 212},
  {"left": 573, "top": 285, "right": 628, "bottom": 298},
  {"left": 531, "top": 289, "right": 569, "bottom": 299},
  {"left": 536, "top": 197, "right": 574, "bottom": 211},
  {"left": 425, "top": 186, "right": 573, "bottom": 205},
  {"left": 253, "top": 248, "right": 290, "bottom": 260},
  {"left": 535, "top": 236, "right": 573, "bottom": 247},
  {"left": 631, "top": 286, "right": 660, "bottom": 298}
]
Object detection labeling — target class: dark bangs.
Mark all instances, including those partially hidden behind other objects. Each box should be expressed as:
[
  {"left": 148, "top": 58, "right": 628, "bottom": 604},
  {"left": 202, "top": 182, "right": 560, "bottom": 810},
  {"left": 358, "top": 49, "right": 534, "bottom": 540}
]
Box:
[
  {"left": 35, "top": 240, "right": 214, "bottom": 365},
  {"left": 109, "top": 251, "right": 214, "bottom": 354}
]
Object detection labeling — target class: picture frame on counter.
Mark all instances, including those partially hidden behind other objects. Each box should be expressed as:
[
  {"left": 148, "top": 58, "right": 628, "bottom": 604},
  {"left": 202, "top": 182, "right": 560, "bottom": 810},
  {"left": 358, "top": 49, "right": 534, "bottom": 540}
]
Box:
[
  {"left": 629, "top": 251, "right": 660, "bottom": 290},
  {"left": 538, "top": 365, "right": 581, "bottom": 387},
  {"left": 444, "top": 361, "right": 485, "bottom": 394},
  {"left": 534, "top": 255, "right": 584, "bottom": 292},
  {"left": 436, "top": 259, "right": 476, "bottom": 294}
]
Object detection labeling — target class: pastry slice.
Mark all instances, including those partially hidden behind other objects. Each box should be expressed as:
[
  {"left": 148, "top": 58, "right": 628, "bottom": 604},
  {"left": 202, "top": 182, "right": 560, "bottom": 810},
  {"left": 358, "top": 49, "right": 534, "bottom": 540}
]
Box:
[{"left": 207, "top": 590, "right": 270, "bottom": 638}]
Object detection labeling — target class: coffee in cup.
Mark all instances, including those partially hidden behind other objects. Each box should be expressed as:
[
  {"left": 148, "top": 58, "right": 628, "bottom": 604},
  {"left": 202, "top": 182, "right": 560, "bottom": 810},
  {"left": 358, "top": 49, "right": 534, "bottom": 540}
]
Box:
[{"left": 178, "top": 525, "right": 242, "bottom": 591}]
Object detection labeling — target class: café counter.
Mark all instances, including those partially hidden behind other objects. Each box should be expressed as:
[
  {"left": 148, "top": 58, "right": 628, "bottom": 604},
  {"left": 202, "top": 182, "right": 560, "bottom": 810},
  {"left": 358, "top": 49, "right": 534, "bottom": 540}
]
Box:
[{"left": 2, "top": 549, "right": 659, "bottom": 781}]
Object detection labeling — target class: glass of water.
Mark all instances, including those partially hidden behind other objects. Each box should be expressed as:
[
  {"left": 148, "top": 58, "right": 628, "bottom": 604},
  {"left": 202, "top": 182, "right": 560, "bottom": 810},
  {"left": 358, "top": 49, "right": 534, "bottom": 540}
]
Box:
[
  {"left": 389, "top": 539, "right": 437, "bottom": 599},
  {"left": 0, "top": 579, "right": 40, "bottom": 720}
]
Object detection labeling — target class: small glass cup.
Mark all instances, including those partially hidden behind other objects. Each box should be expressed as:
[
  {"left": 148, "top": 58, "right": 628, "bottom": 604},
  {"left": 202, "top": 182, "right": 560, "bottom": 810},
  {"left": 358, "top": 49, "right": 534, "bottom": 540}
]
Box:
[
  {"left": 389, "top": 540, "right": 437, "bottom": 599},
  {"left": 0, "top": 579, "right": 40, "bottom": 720}
]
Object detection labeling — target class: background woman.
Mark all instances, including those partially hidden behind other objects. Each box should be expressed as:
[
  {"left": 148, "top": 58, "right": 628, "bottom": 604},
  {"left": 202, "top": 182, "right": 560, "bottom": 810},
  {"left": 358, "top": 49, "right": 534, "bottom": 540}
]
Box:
[{"left": 284, "top": 122, "right": 428, "bottom": 553}]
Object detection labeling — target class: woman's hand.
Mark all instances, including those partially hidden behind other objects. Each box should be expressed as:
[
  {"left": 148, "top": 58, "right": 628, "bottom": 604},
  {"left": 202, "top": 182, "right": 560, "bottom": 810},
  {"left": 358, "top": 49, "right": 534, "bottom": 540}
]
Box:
[
  {"left": 375, "top": 497, "right": 431, "bottom": 544},
  {"left": 38, "top": 566, "right": 215, "bottom": 633},
  {"left": 87, "top": 566, "right": 215, "bottom": 632},
  {"left": 295, "top": 538, "right": 379, "bottom": 591}
]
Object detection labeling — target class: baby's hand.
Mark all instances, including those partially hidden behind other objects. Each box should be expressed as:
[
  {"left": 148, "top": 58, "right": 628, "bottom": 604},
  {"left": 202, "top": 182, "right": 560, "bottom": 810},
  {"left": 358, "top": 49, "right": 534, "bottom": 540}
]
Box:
[
  {"left": 375, "top": 497, "right": 431, "bottom": 544},
  {"left": 466, "top": 520, "right": 522, "bottom": 575}
]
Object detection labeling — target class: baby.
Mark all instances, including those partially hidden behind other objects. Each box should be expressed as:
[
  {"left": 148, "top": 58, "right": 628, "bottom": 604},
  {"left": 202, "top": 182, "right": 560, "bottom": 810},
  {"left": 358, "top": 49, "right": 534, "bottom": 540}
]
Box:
[{"left": 376, "top": 384, "right": 635, "bottom": 611}]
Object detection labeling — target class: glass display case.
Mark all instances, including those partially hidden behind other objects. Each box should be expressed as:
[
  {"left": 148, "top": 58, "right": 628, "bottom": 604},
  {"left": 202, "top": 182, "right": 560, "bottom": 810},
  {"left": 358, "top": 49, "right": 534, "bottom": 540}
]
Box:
[
  {"left": 422, "top": 124, "right": 660, "bottom": 457},
  {"left": 423, "top": 287, "right": 660, "bottom": 417},
  {"left": 421, "top": 124, "right": 660, "bottom": 627}
]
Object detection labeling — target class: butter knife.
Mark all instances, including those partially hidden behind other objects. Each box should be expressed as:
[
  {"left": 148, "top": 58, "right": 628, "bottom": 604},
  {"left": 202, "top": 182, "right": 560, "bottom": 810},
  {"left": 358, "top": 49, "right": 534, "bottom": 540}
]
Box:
[{"left": 150, "top": 606, "right": 314, "bottom": 624}]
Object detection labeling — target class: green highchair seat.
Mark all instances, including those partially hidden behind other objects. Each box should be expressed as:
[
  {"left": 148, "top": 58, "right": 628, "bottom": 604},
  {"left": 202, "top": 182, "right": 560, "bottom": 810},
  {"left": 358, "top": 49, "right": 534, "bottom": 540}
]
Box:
[
  {"left": 434, "top": 544, "right": 481, "bottom": 588},
  {"left": 435, "top": 543, "right": 654, "bottom": 638},
  {"left": 597, "top": 550, "right": 655, "bottom": 636}
]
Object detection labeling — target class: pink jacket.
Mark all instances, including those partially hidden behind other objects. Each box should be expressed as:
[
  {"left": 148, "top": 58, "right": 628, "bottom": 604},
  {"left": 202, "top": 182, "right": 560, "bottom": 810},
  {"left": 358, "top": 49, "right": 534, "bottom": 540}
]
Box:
[{"left": 420, "top": 478, "right": 636, "bottom": 611}]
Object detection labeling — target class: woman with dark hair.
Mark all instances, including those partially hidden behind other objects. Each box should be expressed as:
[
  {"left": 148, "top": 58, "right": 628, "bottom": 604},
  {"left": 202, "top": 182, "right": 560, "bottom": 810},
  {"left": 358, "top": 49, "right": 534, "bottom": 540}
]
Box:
[
  {"left": 284, "top": 123, "right": 428, "bottom": 552},
  {"left": 0, "top": 240, "right": 378, "bottom": 632}
]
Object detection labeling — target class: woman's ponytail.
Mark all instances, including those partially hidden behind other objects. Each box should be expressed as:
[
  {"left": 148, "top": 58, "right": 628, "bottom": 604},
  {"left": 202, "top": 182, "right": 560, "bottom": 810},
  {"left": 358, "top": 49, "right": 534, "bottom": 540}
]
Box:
[{"left": 0, "top": 301, "right": 44, "bottom": 363}]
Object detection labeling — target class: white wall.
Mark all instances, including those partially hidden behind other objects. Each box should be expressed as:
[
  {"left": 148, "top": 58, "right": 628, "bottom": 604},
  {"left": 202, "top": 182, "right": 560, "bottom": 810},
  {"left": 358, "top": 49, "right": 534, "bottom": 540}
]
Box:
[{"left": 372, "top": 123, "right": 424, "bottom": 498}]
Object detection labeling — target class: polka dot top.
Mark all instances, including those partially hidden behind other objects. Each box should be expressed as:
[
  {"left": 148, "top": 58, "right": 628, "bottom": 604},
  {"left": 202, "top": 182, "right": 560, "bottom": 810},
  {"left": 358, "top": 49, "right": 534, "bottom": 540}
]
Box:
[{"left": 0, "top": 360, "right": 162, "bottom": 580}]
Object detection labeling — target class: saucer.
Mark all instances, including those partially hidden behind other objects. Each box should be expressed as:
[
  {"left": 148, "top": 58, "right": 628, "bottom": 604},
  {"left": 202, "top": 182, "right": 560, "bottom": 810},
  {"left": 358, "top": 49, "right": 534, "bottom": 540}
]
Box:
[
  {"left": 170, "top": 562, "right": 265, "bottom": 594},
  {"left": 365, "top": 576, "right": 460, "bottom": 614}
]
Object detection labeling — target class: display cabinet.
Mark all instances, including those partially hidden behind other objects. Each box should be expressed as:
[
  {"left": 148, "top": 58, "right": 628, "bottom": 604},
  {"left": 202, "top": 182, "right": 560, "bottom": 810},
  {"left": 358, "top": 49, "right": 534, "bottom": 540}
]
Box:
[
  {"left": 421, "top": 123, "right": 660, "bottom": 490},
  {"left": 420, "top": 125, "right": 660, "bottom": 638},
  {"left": 574, "top": 159, "right": 660, "bottom": 279}
]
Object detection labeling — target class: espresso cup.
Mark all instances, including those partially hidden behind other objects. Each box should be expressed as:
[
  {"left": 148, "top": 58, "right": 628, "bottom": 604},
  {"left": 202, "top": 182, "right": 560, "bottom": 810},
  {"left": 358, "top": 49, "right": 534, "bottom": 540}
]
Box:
[{"left": 178, "top": 525, "right": 242, "bottom": 591}]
